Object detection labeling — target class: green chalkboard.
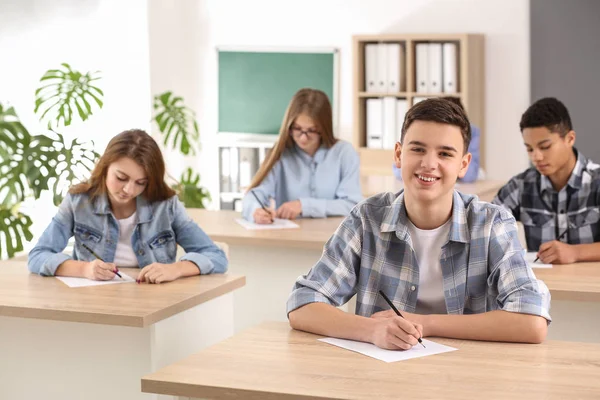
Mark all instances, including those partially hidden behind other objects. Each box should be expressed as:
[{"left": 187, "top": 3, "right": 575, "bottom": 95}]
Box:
[{"left": 218, "top": 50, "right": 335, "bottom": 135}]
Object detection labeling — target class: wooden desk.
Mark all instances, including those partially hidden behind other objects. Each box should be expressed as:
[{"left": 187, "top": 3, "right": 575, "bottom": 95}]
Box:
[
  {"left": 188, "top": 209, "right": 345, "bottom": 333},
  {"left": 142, "top": 321, "right": 600, "bottom": 400},
  {"left": 534, "top": 262, "right": 600, "bottom": 343},
  {"left": 361, "top": 175, "right": 505, "bottom": 202},
  {"left": 0, "top": 261, "right": 245, "bottom": 400}
]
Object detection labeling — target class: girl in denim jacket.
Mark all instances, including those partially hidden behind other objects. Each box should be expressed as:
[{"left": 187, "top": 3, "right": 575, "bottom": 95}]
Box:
[{"left": 28, "top": 129, "right": 227, "bottom": 284}]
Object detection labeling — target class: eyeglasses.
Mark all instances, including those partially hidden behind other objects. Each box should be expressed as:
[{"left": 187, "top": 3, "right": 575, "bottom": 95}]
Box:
[{"left": 290, "top": 126, "right": 320, "bottom": 138}]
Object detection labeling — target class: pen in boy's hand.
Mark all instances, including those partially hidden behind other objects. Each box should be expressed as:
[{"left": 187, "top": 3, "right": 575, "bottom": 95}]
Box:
[
  {"left": 533, "top": 228, "right": 569, "bottom": 263},
  {"left": 378, "top": 290, "right": 425, "bottom": 348},
  {"left": 81, "top": 242, "right": 122, "bottom": 279}
]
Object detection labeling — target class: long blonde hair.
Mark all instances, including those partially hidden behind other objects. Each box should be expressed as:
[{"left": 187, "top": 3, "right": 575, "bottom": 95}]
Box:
[{"left": 247, "top": 88, "right": 337, "bottom": 190}]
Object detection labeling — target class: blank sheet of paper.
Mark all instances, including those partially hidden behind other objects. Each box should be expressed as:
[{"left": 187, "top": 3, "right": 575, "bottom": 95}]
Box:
[
  {"left": 524, "top": 252, "right": 552, "bottom": 268},
  {"left": 56, "top": 273, "right": 135, "bottom": 288},
  {"left": 235, "top": 218, "right": 299, "bottom": 230},
  {"left": 318, "top": 337, "right": 457, "bottom": 363}
]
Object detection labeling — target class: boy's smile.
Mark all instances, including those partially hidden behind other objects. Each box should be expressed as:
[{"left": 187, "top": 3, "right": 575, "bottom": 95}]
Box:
[{"left": 395, "top": 121, "right": 471, "bottom": 205}]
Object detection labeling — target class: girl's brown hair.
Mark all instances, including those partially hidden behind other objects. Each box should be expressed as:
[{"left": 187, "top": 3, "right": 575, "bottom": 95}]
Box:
[
  {"left": 247, "top": 88, "right": 337, "bottom": 191},
  {"left": 70, "top": 129, "right": 176, "bottom": 202}
]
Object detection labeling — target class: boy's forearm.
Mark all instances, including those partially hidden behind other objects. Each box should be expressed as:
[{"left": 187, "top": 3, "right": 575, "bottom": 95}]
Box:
[
  {"left": 574, "top": 242, "right": 600, "bottom": 262},
  {"left": 421, "top": 310, "right": 548, "bottom": 344},
  {"left": 289, "top": 302, "right": 376, "bottom": 343}
]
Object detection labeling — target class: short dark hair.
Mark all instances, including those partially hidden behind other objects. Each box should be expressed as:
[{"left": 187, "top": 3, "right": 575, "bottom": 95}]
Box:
[
  {"left": 401, "top": 98, "right": 471, "bottom": 153},
  {"left": 441, "top": 96, "right": 465, "bottom": 110},
  {"left": 519, "top": 97, "right": 573, "bottom": 136}
]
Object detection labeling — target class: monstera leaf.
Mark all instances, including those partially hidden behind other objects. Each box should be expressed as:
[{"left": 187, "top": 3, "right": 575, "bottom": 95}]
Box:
[
  {"left": 34, "top": 63, "right": 103, "bottom": 128},
  {"left": 153, "top": 91, "right": 199, "bottom": 155},
  {"left": 0, "top": 206, "right": 33, "bottom": 259},
  {"left": 175, "top": 167, "right": 211, "bottom": 209},
  {"left": 45, "top": 132, "right": 98, "bottom": 206}
]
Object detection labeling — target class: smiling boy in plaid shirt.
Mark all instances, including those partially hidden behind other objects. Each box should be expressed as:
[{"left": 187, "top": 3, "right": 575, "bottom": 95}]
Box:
[
  {"left": 287, "top": 98, "right": 550, "bottom": 350},
  {"left": 493, "top": 97, "right": 600, "bottom": 264}
]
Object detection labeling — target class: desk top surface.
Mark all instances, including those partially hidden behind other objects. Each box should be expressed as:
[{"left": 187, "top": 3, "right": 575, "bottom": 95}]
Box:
[
  {"left": 187, "top": 209, "right": 343, "bottom": 250},
  {"left": 142, "top": 321, "right": 600, "bottom": 400},
  {"left": 534, "top": 262, "right": 600, "bottom": 302},
  {"left": 0, "top": 261, "right": 245, "bottom": 327}
]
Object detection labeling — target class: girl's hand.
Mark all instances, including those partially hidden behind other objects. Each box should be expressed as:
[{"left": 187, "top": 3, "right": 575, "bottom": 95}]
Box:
[
  {"left": 137, "top": 262, "right": 181, "bottom": 284},
  {"left": 253, "top": 207, "right": 275, "bottom": 224},
  {"left": 84, "top": 259, "right": 118, "bottom": 281},
  {"left": 276, "top": 200, "right": 302, "bottom": 220}
]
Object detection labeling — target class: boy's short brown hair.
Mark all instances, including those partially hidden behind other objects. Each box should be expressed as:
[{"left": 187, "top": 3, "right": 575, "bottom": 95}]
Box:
[{"left": 400, "top": 98, "right": 472, "bottom": 154}]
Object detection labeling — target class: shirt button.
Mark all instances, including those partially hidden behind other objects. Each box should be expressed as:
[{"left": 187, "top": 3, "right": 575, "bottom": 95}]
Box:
[
  {"left": 410, "top": 285, "right": 416, "bottom": 291},
  {"left": 138, "top": 249, "right": 145, "bottom": 256},
  {"left": 560, "top": 209, "right": 565, "bottom": 213}
]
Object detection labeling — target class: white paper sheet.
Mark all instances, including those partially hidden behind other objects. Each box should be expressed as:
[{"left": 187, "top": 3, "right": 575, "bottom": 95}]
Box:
[
  {"left": 56, "top": 273, "right": 135, "bottom": 288},
  {"left": 524, "top": 251, "right": 552, "bottom": 269},
  {"left": 235, "top": 218, "right": 299, "bottom": 230},
  {"left": 318, "top": 337, "right": 457, "bottom": 363}
]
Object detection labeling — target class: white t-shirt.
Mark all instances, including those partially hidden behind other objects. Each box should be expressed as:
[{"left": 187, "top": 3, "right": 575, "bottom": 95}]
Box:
[
  {"left": 113, "top": 212, "right": 139, "bottom": 267},
  {"left": 407, "top": 218, "right": 451, "bottom": 315}
]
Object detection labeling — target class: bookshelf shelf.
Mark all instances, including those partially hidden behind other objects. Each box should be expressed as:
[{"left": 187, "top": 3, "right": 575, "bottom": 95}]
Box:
[{"left": 352, "top": 33, "right": 485, "bottom": 176}]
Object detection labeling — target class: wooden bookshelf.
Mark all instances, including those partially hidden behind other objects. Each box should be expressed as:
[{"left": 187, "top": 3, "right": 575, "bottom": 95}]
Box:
[{"left": 352, "top": 33, "right": 485, "bottom": 176}]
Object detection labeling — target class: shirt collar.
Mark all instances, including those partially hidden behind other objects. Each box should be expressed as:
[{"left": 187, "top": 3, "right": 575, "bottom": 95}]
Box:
[
  {"left": 293, "top": 143, "right": 327, "bottom": 165},
  {"left": 93, "top": 193, "right": 153, "bottom": 223},
  {"left": 540, "top": 147, "right": 586, "bottom": 194},
  {"left": 380, "top": 190, "right": 469, "bottom": 244}
]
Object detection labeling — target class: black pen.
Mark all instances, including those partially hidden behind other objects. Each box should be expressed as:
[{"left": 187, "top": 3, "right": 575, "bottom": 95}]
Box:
[
  {"left": 378, "top": 290, "right": 426, "bottom": 348},
  {"left": 81, "top": 242, "right": 122, "bottom": 279},
  {"left": 250, "top": 190, "right": 274, "bottom": 223},
  {"left": 533, "top": 228, "right": 569, "bottom": 263}
]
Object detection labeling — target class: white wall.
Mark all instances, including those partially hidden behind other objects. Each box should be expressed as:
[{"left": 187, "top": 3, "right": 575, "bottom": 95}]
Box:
[
  {"left": 0, "top": 0, "right": 151, "bottom": 246},
  {"left": 148, "top": 0, "right": 531, "bottom": 203}
]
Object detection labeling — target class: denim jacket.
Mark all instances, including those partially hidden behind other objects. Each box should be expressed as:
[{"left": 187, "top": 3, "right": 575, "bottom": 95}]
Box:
[{"left": 28, "top": 193, "right": 228, "bottom": 276}]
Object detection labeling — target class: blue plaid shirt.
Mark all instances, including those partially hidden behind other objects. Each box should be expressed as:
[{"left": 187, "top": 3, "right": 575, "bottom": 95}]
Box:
[
  {"left": 493, "top": 149, "right": 600, "bottom": 251},
  {"left": 287, "top": 191, "right": 551, "bottom": 321}
]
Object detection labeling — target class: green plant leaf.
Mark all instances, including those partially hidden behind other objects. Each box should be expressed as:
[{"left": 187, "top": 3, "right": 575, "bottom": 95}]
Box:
[
  {"left": 152, "top": 91, "right": 200, "bottom": 155},
  {"left": 174, "top": 168, "right": 211, "bottom": 209},
  {"left": 34, "top": 63, "right": 103, "bottom": 129},
  {"left": 0, "top": 205, "right": 33, "bottom": 259}
]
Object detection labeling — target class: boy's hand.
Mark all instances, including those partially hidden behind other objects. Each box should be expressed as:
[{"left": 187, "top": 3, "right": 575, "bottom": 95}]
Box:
[
  {"left": 276, "top": 200, "right": 302, "bottom": 220},
  {"left": 370, "top": 310, "right": 397, "bottom": 319},
  {"left": 370, "top": 316, "right": 423, "bottom": 350},
  {"left": 537, "top": 241, "right": 578, "bottom": 264}
]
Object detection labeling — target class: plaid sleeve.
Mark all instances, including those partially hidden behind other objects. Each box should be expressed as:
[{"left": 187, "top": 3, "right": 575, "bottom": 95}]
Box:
[
  {"left": 492, "top": 176, "right": 523, "bottom": 221},
  {"left": 487, "top": 209, "right": 552, "bottom": 322},
  {"left": 286, "top": 208, "right": 363, "bottom": 315}
]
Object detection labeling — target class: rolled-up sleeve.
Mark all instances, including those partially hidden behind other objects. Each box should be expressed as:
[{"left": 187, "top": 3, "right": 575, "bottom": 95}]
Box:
[
  {"left": 28, "top": 195, "right": 75, "bottom": 276},
  {"left": 172, "top": 197, "right": 228, "bottom": 274},
  {"left": 287, "top": 208, "right": 363, "bottom": 315},
  {"left": 487, "top": 210, "right": 552, "bottom": 322}
]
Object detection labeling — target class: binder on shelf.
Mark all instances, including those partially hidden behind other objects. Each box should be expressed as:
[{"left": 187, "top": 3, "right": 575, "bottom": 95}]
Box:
[
  {"left": 364, "top": 44, "right": 378, "bottom": 93},
  {"left": 428, "top": 43, "right": 443, "bottom": 94},
  {"left": 396, "top": 99, "right": 408, "bottom": 142},
  {"left": 229, "top": 146, "right": 239, "bottom": 194},
  {"left": 442, "top": 42, "right": 458, "bottom": 93},
  {"left": 376, "top": 43, "right": 387, "bottom": 93},
  {"left": 385, "top": 43, "right": 402, "bottom": 93},
  {"left": 239, "top": 147, "right": 259, "bottom": 190},
  {"left": 220, "top": 147, "right": 231, "bottom": 193},
  {"left": 382, "top": 97, "right": 397, "bottom": 150},
  {"left": 415, "top": 43, "right": 429, "bottom": 93},
  {"left": 366, "top": 98, "right": 383, "bottom": 149}
]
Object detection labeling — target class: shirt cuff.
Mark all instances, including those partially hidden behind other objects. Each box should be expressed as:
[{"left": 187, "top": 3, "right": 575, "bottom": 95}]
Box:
[
  {"left": 39, "top": 253, "right": 72, "bottom": 276},
  {"left": 299, "top": 198, "right": 326, "bottom": 218},
  {"left": 286, "top": 289, "right": 334, "bottom": 316},
  {"left": 180, "top": 253, "right": 214, "bottom": 275}
]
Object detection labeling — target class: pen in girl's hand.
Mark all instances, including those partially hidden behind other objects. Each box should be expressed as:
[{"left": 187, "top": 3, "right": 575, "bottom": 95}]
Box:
[{"left": 81, "top": 242, "right": 122, "bottom": 279}]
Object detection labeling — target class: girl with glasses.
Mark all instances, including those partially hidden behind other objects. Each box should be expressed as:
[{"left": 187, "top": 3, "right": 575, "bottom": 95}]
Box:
[{"left": 242, "top": 88, "right": 363, "bottom": 224}]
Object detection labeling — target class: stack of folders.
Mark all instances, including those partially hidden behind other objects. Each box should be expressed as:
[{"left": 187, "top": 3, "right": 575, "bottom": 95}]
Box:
[
  {"left": 366, "top": 97, "right": 408, "bottom": 150},
  {"left": 220, "top": 147, "right": 260, "bottom": 193},
  {"left": 415, "top": 42, "right": 458, "bottom": 94},
  {"left": 364, "top": 43, "right": 403, "bottom": 93}
]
